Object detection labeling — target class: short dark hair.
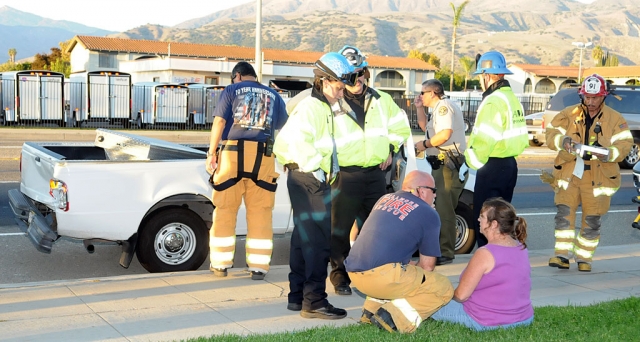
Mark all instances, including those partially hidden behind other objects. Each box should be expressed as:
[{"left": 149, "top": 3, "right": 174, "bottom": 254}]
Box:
[
  {"left": 231, "top": 61, "right": 257, "bottom": 78},
  {"left": 422, "top": 79, "right": 445, "bottom": 98}
]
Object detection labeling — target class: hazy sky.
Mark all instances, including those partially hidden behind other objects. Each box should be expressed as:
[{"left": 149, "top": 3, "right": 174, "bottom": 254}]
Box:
[
  {"left": 0, "top": 0, "right": 597, "bottom": 32},
  {"left": 0, "top": 0, "right": 254, "bottom": 32}
]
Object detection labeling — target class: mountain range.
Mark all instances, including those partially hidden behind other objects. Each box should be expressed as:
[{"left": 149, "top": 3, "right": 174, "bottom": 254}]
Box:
[
  {"left": 108, "top": 0, "right": 640, "bottom": 68},
  {"left": 0, "top": 6, "right": 112, "bottom": 61},
  {"left": 2, "top": 0, "right": 640, "bottom": 70}
]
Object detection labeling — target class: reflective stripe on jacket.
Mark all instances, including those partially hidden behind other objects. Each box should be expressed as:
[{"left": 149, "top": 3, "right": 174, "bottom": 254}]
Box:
[
  {"left": 464, "top": 87, "right": 528, "bottom": 170},
  {"left": 546, "top": 104, "right": 633, "bottom": 196},
  {"left": 273, "top": 96, "right": 334, "bottom": 173},
  {"left": 333, "top": 88, "right": 411, "bottom": 167}
]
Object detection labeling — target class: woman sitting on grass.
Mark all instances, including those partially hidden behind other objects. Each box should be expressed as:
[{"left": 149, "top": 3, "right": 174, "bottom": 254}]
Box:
[{"left": 431, "top": 197, "right": 534, "bottom": 330}]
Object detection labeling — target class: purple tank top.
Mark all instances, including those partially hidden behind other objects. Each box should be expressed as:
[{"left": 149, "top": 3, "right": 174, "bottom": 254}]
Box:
[{"left": 462, "top": 243, "right": 534, "bottom": 326}]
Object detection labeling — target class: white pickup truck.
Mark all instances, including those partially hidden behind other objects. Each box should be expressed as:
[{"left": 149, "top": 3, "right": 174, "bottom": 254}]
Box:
[
  {"left": 8, "top": 129, "right": 295, "bottom": 273},
  {"left": 8, "top": 129, "right": 476, "bottom": 273}
]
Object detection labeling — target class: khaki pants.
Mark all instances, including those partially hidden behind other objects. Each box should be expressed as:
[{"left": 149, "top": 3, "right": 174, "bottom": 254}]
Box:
[
  {"left": 554, "top": 172, "right": 611, "bottom": 262},
  {"left": 349, "top": 263, "right": 453, "bottom": 333},
  {"left": 210, "top": 140, "right": 279, "bottom": 273}
]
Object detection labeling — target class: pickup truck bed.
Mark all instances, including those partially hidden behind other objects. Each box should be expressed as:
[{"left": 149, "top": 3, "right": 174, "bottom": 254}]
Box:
[{"left": 9, "top": 129, "right": 293, "bottom": 272}]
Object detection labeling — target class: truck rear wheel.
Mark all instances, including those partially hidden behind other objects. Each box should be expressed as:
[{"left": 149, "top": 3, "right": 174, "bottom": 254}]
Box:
[
  {"left": 454, "top": 201, "right": 475, "bottom": 254},
  {"left": 137, "top": 208, "right": 209, "bottom": 273}
]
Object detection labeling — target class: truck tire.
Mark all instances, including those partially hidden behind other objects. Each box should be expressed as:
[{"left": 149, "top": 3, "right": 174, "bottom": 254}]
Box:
[
  {"left": 454, "top": 201, "right": 475, "bottom": 254},
  {"left": 619, "top": 137, "right": 640, "bottom": 169},
  {"left": 137, "top": 208, "right": 209, "bottom": 273}
]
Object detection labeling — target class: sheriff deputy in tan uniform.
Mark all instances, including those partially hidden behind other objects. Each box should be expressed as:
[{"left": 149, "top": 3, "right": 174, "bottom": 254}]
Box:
[{"left": 414, "top": 79, "right": 467, "bottom": 266}]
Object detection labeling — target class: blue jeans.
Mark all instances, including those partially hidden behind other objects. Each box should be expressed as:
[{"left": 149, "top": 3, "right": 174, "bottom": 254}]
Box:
[{"left": 431, "top": 300, "right": 534, "bottom": 331}]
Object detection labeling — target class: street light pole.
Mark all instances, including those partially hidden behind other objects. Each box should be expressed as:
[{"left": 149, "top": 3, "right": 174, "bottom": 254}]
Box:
[
  {"left": 572, "top": 41, "right": 593, "bottom": 83},
  {"left": 255, "top": 0, "right": 262, "bottom": 83}
]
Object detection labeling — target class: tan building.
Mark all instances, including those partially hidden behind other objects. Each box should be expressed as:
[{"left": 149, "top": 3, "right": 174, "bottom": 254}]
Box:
[{"left": 65, "top": 35, "right": 437, "bottom": 97}]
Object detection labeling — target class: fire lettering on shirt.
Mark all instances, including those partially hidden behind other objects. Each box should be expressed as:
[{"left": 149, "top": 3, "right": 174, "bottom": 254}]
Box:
[{"left": 373, "top": 194, "right": 419, "bottom": 221}]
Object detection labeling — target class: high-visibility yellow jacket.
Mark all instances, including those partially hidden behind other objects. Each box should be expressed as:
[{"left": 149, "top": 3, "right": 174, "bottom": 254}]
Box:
[
  {"left": 464, "top": 86, "right": 528, "bottom": 169},
  {"left": 273, "top": 95, "right": 334, "bottom": 174},
  {"left": 546, "top": 103, "right": 633, "bottom": 196},
  {"left": 334, "top": 88, "right": 411, "bottom": 167}
]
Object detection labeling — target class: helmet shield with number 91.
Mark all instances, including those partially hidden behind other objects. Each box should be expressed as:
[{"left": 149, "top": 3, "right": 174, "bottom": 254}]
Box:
[{"left": 579, "top": 74, "right": 608, "bottom": 97}]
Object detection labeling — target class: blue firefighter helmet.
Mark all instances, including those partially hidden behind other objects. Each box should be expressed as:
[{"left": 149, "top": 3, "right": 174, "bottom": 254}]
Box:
[
  {"left": 473, "top": 51, "right": 513, "bottom": 75},
  {"left": 314, "top": 52, "right": 357, "bottom": 86}
]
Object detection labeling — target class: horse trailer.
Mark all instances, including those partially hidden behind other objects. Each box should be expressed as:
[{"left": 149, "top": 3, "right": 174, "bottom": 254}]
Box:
[
  {"left": 132, "top": 83, "right": 189, "bottom": 127},
  {"left": 67, "top": 71, "right": 132, "bottom": 127},
  {"left": 1, "top": 71, "right": 65, "bottom": 126},
  {"left": 186, "top": 84, "right": 225, "bottom": 127}
]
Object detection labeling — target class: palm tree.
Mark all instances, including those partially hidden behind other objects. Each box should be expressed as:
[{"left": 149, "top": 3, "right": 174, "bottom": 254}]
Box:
[
  {"left": 459, "top": 56, "right": 475, "bottom": 91},
  {"left": 449, "top": 0, "right": 470, "bottom": 91},
  {"left": 8, "top": 48, "right": 16, "bottom": 63}
]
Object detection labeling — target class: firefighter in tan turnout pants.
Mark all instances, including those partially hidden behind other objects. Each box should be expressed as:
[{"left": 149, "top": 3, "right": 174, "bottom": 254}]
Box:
[
  {"left": 206, "top": 61, "right": 288, "bottom": 280},
  {"left": 545, "top": 74, "right": 633, "bottom": 272}
]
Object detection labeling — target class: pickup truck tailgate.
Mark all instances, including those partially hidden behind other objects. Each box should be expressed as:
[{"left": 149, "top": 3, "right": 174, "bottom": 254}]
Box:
[{"left": 20, "top": 142, "right": 67, "bottom": 207}]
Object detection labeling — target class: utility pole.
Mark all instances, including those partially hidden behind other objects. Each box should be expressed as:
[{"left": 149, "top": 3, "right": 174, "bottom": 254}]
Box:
[
  {"left": 572, "top": 41, "right": 592, "bottom": 83},
  {"left": 255, "top": 0, "right": 262, "bottom": 83}
]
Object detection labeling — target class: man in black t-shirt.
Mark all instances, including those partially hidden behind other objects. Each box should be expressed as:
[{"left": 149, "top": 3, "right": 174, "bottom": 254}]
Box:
[{"left": 345, "top": 170, "right": 453, "bottom": 334}]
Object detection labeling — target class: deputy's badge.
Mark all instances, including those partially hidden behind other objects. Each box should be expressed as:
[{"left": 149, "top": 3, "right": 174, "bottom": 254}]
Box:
[{"left": 438, "top": 106, "right": 448, "bottom": 116}]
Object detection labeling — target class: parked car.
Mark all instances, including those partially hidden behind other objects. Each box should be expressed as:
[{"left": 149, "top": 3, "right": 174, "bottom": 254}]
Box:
[
  {"left": 526, "top": 111, "right": 545, "bottom": 146},
  {"left": 543, "top": 85, "right": 640, "bottom": 168}
]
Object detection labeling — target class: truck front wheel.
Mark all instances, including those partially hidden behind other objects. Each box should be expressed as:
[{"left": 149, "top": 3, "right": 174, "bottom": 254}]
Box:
[
  {"left": 137, "top": 208, "right": 209, "bottom": 273},
  {"left": 454, "top": 201, "right": 475, "bottom": 254}
]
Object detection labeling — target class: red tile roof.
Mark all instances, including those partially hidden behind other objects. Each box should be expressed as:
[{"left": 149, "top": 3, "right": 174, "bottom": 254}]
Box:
[
  {"left": 511, "top": 63, "right": 640, "bottom": 80},
  {"left": 68, "top": 35, "right": 437, "bottom": 71},
  {"left": 511, "top": 63, "right": 579, "bottom": 78},
  {"left": 584, "top": 66, "right": 640, "bottom": 79}
]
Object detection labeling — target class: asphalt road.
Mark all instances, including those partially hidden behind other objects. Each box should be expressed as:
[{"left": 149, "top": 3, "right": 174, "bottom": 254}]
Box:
[{"left": 1, "top": 145, "right": 640, "bottom": 284}]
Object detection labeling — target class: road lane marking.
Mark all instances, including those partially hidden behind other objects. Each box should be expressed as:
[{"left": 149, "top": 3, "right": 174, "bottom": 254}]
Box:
[
  {"left": 519, "top": 209, "right": 637, "bottom": 216},
  {"left": 0, "top": 181, "right": 19, "bottom": 183},
  {"left": 0, "top": 233, "right": 26, "bottom": 236}
]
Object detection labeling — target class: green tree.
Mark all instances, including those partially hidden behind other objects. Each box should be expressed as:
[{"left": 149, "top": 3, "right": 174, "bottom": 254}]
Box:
[
  {"left": 427, "top": 53, "right": 441, "bottom": 68},
  {"left": 449, "top": 0, "right": 470, "bottom": 91},
  {"left": 8, "top": 48, "right": 16, "bottom": 63},
  {"left": 408, "top": 49, "right": 428, "bottom": 61},
  {"left": 50, "top": 58, "right": 71, "bottom": 77},
  {"left": 592, "top": 45, "right": 604, "bottom": 67},
  {"left": 459, "top": 56, "right": 475, "bottom": 91},
  {"left": 407, "top": 50, "right": 441, "bottom": 68}
]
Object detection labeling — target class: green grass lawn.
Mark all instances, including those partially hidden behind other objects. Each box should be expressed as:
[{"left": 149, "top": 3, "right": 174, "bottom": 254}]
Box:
[{"left": 185, "top": 296, "right": 639, "bottom": 342}]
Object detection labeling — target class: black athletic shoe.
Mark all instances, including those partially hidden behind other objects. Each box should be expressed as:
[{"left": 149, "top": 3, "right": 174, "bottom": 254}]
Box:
[
  {"left": 287, "top": 302, "right": 302, "bottom": 311},
  {"left": 436, "top": 256, "right": 454, "bottom": 266},
  {"left": 300, "top": 304, "right": 347, "bottom": 320},
  {"left": 251, "top": 271, "right": 266, "bottom": 280},
  {"left": 334, "top": 283, "right": 352, "bottom": 295}
]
